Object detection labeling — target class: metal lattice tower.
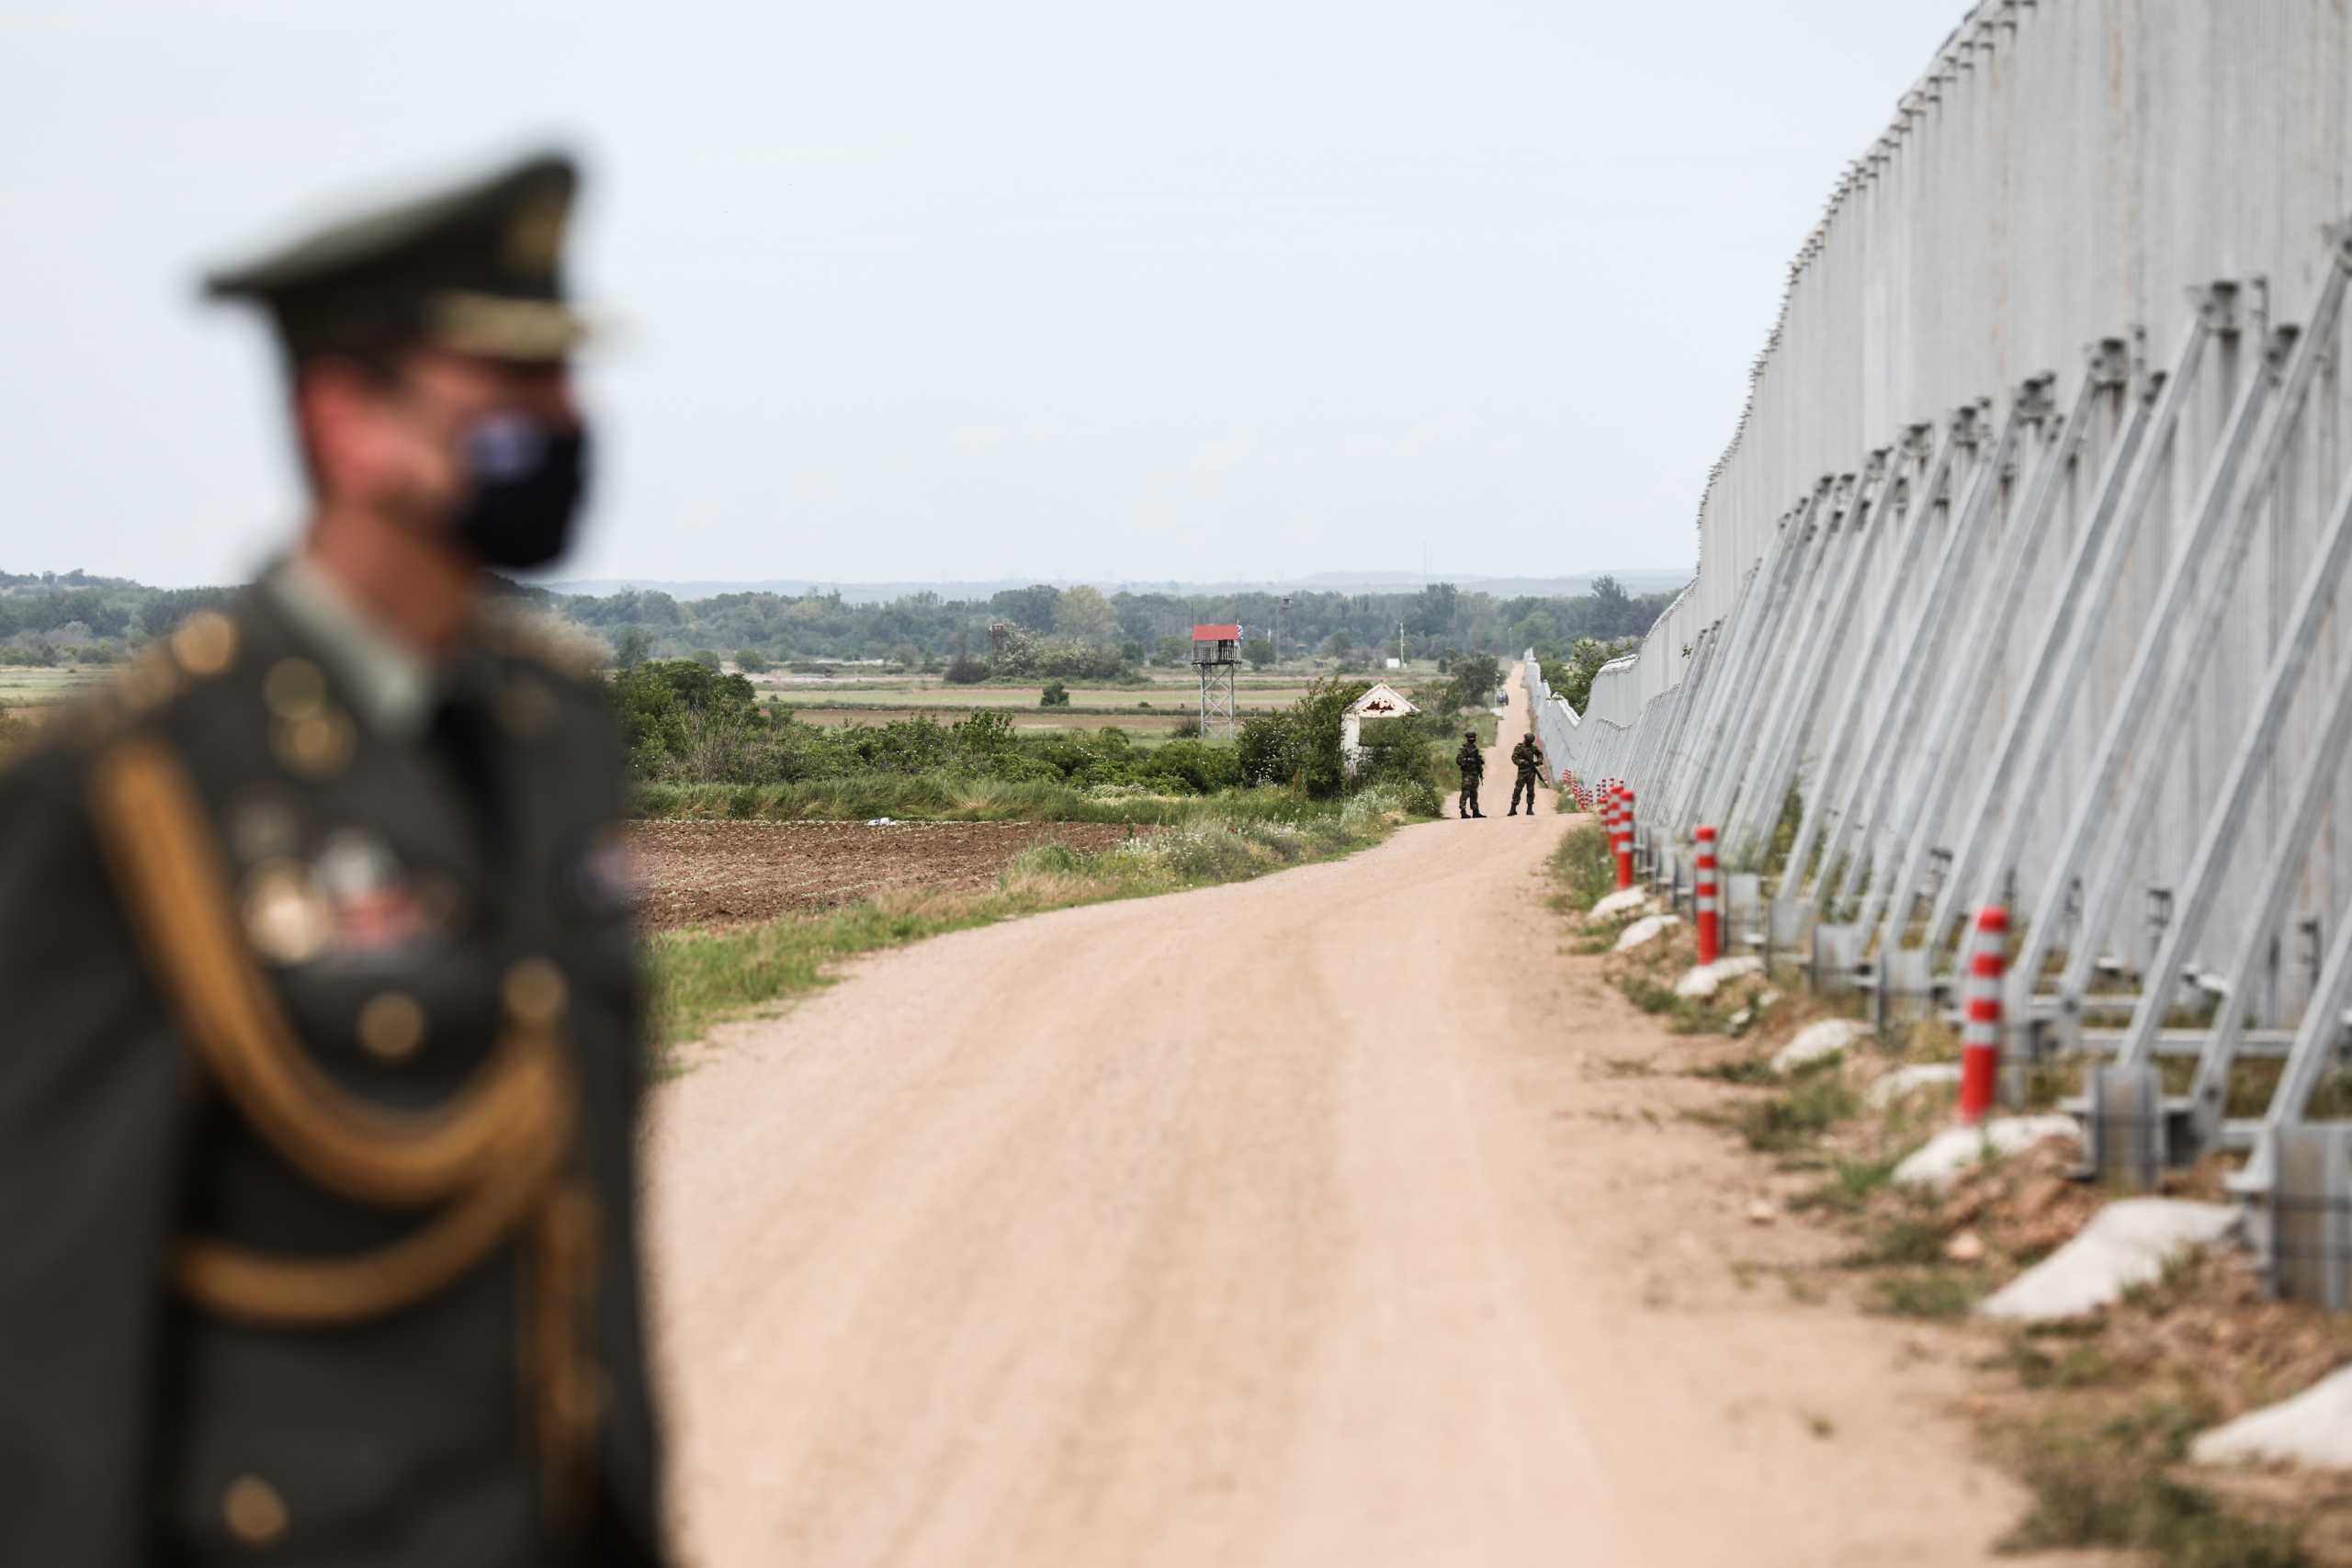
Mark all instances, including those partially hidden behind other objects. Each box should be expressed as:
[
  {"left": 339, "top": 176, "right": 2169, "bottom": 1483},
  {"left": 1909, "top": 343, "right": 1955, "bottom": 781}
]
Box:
[{"left": 1191, "top": 623, "right": 1241, "bottom": 739}]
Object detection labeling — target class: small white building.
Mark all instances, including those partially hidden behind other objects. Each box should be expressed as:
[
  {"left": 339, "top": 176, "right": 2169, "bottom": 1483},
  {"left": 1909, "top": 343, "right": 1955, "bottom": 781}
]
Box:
[{"left": 1341, "top": 682, "right": 1419, "bottom": 773}]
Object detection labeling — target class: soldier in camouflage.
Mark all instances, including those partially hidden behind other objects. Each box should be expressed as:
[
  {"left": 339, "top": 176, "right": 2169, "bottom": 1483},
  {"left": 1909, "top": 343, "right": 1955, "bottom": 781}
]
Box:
[
  {"left": 1455, "top": 729, "right": 1487, "bottom": 818},
  {"left": 1507, "top": 730, "right": 1547, "bottom": 816}
]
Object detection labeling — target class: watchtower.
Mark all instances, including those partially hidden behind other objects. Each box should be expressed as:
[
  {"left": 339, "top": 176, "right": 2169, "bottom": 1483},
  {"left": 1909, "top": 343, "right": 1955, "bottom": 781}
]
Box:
[{"left": 1191, "top": 623, "right": 1241, "bottom": 739}]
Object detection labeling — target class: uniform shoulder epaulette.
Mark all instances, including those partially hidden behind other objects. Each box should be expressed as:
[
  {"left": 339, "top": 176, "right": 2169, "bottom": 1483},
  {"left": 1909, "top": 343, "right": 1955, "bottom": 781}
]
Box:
[
  {"left": 479, "top": 603, "right": 609, "bottom": 685},
  {"left": 12, "top": 606, "right": 250, "bottom": 761}
]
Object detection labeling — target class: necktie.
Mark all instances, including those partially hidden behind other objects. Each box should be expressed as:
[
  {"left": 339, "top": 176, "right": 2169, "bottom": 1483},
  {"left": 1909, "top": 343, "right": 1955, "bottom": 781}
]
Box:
[{"left": 424, "top": 666, "right": 506, "bottom": 871}]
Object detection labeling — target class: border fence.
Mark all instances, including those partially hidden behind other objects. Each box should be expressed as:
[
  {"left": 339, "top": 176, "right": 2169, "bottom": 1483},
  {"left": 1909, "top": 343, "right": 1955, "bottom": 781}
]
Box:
[{"left": 1529, "top": 0, "right": 2352, "bottom": 1301}]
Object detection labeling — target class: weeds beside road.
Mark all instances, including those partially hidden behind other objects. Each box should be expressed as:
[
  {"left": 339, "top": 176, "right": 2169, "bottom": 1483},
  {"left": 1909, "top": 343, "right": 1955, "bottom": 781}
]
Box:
[
  {"left": 646, "top": 784, "right": 1423, "bottom": 1065},
  {"left": 1546, "top": 829, "right": 2352, "bottom": 1567},
  {"left": 635, "top": 776, "right": 1354, "bottom": 827}
]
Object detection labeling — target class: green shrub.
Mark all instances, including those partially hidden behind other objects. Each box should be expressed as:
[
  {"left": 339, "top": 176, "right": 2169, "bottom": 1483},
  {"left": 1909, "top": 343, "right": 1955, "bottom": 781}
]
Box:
[
  {"left": 1999, "top": 1398, "right": 2312, "bottom": 1565},
  {"left": 1012, "top": 842, "right": 1086, "bottom": 875},
  {"left": 1867, "top": 1269, "right": 1980, "bottom": 1320},
  {"left": 1736, "top": 1073, "right": 1859, "bottom": 1154},
  {"left": 1548, "top": 823, "right": 1618, "bottom": 910},
  {"left": 1138, "top": 738, "right": 1242, "bottom": 794},
  {"left": 1238, "top": 712, "right": 1299, "bottom": 786}
]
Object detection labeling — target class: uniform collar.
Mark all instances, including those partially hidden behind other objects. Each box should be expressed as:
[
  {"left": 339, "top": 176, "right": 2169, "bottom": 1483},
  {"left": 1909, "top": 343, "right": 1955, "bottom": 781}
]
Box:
[{"left": 266, "top": 556, "right": 442, "bottom": 742}]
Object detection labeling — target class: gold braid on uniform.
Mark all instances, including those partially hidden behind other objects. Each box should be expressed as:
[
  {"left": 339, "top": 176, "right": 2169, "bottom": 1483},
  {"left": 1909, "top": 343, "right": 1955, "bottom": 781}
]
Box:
[{"left": 85, "top": 737, "right": 605, "bottom": 1498}]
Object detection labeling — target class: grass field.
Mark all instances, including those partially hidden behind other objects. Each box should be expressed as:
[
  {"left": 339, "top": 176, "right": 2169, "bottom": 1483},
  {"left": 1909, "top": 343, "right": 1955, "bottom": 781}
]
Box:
[
  {"left": 782, "top": 705, "right": 1193, "bottom": 734},
  {"left": 0, "top": 667, "right": 107, "bottom": 707},
  {"left": 757, "top": 680, "right": 1328, "bottom": 709},
  {"left": 755, "top": 662, "right": 1450, "bottom": 733},
  {"left": 0, "top": 660, "right": 1448, "bottom": 717}
]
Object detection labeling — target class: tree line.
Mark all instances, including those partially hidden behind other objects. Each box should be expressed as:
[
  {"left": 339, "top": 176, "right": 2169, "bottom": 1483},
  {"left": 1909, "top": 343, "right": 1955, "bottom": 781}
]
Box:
[
  {"left": 551, "top": 575, "right": 1674, "bottom": 672},
  {"left": 0, "top": 568, "right": 1680, "bottom": 675}
]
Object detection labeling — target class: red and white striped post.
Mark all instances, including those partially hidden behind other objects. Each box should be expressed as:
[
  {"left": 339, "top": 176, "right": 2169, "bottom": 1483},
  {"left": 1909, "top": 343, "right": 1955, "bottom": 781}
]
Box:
[
  {"left": 1693, "top": 826, "right": 1721, "bottom": 966},
  {"left": 1613, "top": 786, "right": 1636, "bottom": 891},
  {"left": 1958, "top": 906, "right": 2008, "bottom": 1125}
]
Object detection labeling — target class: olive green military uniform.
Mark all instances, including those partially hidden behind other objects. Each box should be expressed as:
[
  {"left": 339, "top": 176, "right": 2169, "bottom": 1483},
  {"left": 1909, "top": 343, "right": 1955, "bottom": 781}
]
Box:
[
  {"left": 1455, "top": 733, "right": 1486, "bottom": 818},
  {"left": 0, "top": 154, "right": 663, "bottom": 1565},
  {"left": 1508, "top": 735, "right": 1545, "bottom": 816}
]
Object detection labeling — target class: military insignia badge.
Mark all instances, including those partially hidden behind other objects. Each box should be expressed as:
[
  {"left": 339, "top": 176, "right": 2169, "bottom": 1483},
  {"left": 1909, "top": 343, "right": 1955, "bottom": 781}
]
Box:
[
  {"left": 243, "top": 860, "right": 332, "bottom": 967},
  {"left": 311, "top": 829, "right": 429, "bottom": 954}
]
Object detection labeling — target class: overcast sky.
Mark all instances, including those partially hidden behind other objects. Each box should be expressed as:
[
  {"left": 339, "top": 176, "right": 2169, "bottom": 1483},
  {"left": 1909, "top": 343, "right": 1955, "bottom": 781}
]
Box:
[{"left": 1, "top": 1, "right": 1964, "bottom": 590}]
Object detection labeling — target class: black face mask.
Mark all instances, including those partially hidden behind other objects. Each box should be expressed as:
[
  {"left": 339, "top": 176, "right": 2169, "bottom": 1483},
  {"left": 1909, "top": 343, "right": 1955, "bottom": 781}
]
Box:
[{"left": 450, "top": 413, "right": 590, "bottom": 570}]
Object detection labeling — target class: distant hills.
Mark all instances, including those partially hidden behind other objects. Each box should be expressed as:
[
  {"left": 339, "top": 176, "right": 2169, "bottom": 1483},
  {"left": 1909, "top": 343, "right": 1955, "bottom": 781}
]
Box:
[{"left": 541, "top": 570, "right": 1693, "bottom": 606}]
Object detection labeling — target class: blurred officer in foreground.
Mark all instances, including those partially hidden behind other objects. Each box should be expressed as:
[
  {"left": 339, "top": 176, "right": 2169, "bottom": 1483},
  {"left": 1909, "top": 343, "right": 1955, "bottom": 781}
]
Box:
[
  {"left": 1455, "top": 728, "right": 1486, "bottom": 818},
  {"left": 1507, "top": 729, "right": 1546, "bottom": 817},
  {"left": 0, "top": 150, "right": 667, "bottom": 1564}
]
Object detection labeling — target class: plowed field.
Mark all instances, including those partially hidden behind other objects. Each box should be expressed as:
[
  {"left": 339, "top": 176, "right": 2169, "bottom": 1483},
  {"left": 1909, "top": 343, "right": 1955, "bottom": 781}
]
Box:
[{"left": 627, "top": 819, "right": 1151, "bottom": 930}]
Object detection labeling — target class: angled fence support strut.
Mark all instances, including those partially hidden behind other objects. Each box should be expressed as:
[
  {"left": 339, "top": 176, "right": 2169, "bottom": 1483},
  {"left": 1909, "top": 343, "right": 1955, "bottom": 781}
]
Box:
[
  {"left": 1668, "top": 496, "right": 1822, "bottom": 834},
  {"left": 2186, "top": 608, "right": 2352, "bottom": 1156},
  {"left": 2016, "top": 301, "right": 2297, "bottom": 1044},
  {"left": 2057, "top": 246, "right": 2352, "bottom": 1028},
  {"left": 1787, "top": 411, "right": 1975, "bottom": 931},
  {"left": 1839, "top": 394, "right": 2030, "bottom": 941},
  {"left": 1691, "top": 479, "right": 1838, "bottom": 838},
  {"left": 1646, "top": 623, "right": 1722, "bottom": 821},
  {"left": 1666, "top": 509, "right": 1805, "bottom": 836},
  {"left": 2087, "top": 362, "right": 2352, "bottom": 1177},
  {"left": 1772, "top": 415, "right": 1962, "bottom": 934},
  {"left": 1815, "top": 403, "right": 2001, "bottom": 923},
  {"left": 1704, "top": 476, "right": 1856, "bottom": 840},
  {"left": 1870, "top": 344, "right": 2123, "bottom": 964},
  {"left": 1727, "top": 456, "right": 1889, "bottom": 868},
  {"left": 1852, "top": 378, "right": 2056, "bottom": 950},
  {"left": 1939, "top": 297, "right": 2226, "bottom": 976}
]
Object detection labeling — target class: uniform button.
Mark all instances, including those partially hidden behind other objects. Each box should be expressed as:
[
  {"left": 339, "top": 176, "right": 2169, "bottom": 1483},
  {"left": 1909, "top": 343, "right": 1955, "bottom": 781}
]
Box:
[
  {"left": 262, "top": 657, "right": 328, "bottom": 720},
  {"left": 221, "top": 1473, "right": 288, "bottom": 1547},
  {"left": 169, "top": 610, "right": 239, "bottom": 678},
  {"left": 242, "top": 860, "right": 329, "bottom": 966},
  {"left": 272, "top": 709, "right": 356, "bottom": 781},
  {"left": 356, "top": 991, "right": 428, "bottom": 1062},
  {"left": 503, "top": 957, "right": 568, "bottom": 1028}
]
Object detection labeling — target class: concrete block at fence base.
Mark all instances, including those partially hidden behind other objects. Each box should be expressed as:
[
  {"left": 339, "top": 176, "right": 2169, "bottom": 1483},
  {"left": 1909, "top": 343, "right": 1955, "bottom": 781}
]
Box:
[
  {"left": 1675, "top": 955, "right": 1766, "bottom": 1000},
  {"left": 1865, "top": 1063, "right": 1963, "bottom": 1110},
  {"left": 1770, "top": 1019, "right": 1869, "bottom": 1076},
  {"left": 1893, "top": 1117, "right": 2080, "bottom": 1191},
  {"left": 1589, "top": 888, "right": 1652, "bottom": 921},
  {"left": 1978, "top": 1200, "right": 2238, "bottom": 1323},
  {"left": 1611, "top": 915, "right": 1680, "bottom": 953},
  {"left": 2191, "top": 1363, "right": 2352, "bottom": 1470}
]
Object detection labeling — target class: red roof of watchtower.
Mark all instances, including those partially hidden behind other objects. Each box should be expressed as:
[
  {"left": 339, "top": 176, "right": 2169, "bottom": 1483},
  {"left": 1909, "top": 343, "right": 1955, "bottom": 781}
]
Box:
[{"left": 1193, "top": 624, "right": 1241, "bottom": 640}]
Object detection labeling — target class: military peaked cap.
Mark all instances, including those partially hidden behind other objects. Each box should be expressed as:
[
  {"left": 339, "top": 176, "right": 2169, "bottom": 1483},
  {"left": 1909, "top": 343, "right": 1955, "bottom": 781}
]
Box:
[{"left": 205, "top": 148, "right": 588, "bottom": 363}]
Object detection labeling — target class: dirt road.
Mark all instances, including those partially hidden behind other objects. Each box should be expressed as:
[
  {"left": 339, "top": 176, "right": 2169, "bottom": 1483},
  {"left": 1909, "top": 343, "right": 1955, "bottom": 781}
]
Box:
[{"left": 646, "top": 677, "right": 2041, "bottom": 1566}]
